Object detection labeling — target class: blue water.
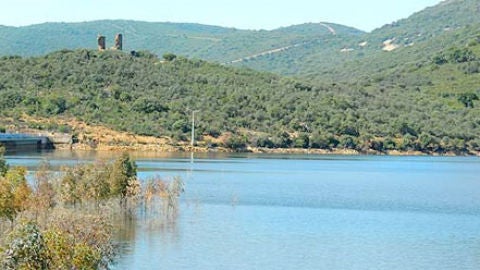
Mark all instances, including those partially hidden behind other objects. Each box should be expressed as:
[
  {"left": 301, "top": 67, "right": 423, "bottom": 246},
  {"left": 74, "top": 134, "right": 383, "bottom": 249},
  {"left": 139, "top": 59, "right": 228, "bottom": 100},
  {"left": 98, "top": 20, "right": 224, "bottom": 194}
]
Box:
[{"left": 6, "top": 152, "right": 480, "bottom": 269}]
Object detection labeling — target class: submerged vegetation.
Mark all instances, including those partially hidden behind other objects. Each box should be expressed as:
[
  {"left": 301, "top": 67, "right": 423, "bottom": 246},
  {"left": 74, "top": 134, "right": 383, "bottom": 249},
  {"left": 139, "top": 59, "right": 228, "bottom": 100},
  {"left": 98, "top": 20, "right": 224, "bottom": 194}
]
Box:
[{"left": 0, "top": 149, "right": 184, "bottom": 269}]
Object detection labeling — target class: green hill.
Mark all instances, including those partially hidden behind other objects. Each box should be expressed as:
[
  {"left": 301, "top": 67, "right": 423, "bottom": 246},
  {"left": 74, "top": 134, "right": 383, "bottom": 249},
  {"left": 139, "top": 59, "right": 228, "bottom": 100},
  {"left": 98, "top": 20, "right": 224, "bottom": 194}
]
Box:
[
  {"left": 0, "top": 0, "right": 479, "bottom": 154},
  {"left": 0, "top": 48, "right": 478, "bottom": 154},
  {"left": 1, "top": 0, "right": 477, "bottom": 80},
  {"left": 0, "top": 20, "right": 363, "bottom": 64},
  {"left": 232, "top": 0, "right": 480, "bottom": 79}
]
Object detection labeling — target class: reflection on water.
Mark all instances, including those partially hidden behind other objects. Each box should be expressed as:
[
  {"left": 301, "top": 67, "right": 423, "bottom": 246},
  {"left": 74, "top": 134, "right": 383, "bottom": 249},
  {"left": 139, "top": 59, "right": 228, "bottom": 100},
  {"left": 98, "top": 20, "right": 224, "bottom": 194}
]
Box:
[
  {"left": 113, "top": 206, "right": 180, "bottom": 268},
  {"left": 5, "top": 151, "right": 480, "bottom": 270}
]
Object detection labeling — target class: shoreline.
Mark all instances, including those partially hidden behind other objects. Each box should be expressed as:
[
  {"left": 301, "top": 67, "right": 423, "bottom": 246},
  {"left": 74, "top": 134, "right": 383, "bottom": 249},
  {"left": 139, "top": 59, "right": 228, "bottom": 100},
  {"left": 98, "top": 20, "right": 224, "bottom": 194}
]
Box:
[
  {"left": 54, "top": 142, "right": 479, "bottom": 157},
  {"left": 4, "top": 116, "right": 478, "bottom": 157}
]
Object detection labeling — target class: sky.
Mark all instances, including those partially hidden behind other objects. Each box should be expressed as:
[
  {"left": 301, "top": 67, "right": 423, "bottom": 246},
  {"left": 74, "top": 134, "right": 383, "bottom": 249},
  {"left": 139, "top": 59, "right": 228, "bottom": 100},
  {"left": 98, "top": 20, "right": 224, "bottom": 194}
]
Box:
[{"left": 1, "top": 0, "right": 443, "bottom": 32}]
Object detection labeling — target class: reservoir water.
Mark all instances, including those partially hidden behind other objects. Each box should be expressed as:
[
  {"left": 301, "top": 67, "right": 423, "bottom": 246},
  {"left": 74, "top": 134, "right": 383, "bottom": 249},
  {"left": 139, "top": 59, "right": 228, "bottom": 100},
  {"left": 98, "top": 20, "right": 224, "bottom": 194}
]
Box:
[{"left": 5, "top": 151, "right": 480, "bottom": 269}]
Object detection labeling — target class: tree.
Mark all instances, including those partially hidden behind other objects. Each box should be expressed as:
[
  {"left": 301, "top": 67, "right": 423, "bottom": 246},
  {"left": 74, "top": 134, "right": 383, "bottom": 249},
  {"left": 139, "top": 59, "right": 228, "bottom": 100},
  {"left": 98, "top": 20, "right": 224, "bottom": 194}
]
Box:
[
  {"left": 1, "top": 221, "right": 49, "bottom": 270},
  {"left": 338, "top": 135, "right": 357, "bottom": 149},
  {"left": 32, "top": 161, "right": 56, "bottom": 215},
  {"left": 448, "top": 47, "right": 476, "bottom": 63},
  {"left": 225, "top": 135, "right": 248, "bottom": 150},
  {"left": 458, "top": 92, "right": 479, "bottom": 108},
  {"left": 0, "top": 146, "right": 7, "bottom": 177},
  {"left": 0, "top": 178, "right": 15, "bottom": 222},
  {"left": 131, "top": 97, "right": 168, "bottom": 114},
  {"left": 399, "top": 134, "right": 416, "bottom": 151},
  {"left": 417, "top": 132, "right": 435, "bottom": 151},
  {"left": 59, "top": 168, "right": 81, "bottom": 206},
  {"left": 276, "top": 132, "right": 293, "bottom": 148},
  {"left": 163, "top": 53, "right": 177, "bottom": 62},
  {"left": 0, "top": 167, "right": 31, "bottom": 223},
  {"left": 294, "top": 133, "right": 310, "bottom": 148},
  {"left": 109, "top": 153, "right": 137, "bottom": 201},
  {"left": 383, "top": 136, "right": 397, "bottom": 150},
  {"left": 432, "top": 54, "right": 447, "bottom": 65},
  {"left": 398, "top": 122, "right": 418, "bottom": 137},
  {"left": 310, "top": 133, "right": 330, "bottom": 149},
  {"left": 255, "top": 136, "right": 275, "bottom": 148},
  {"left": 10, "top": 167, "right": 31, "bottom": 217},
  {"left": 369, "top": 139, "right": 385, "bottom": 152},
  {"left": 87, "top": 162, "right": 112, "bottom": 204},
  {"left": 43, "top": 96, "right": 67, "bottom": 115}
]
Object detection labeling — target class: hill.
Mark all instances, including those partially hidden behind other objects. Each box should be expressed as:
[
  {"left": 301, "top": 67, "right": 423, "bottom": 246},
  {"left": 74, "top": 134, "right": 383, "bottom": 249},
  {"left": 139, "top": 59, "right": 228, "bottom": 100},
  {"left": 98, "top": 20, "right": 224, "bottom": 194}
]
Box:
[
  {"left": 0, "top": 0, "right": 480, "bottom": 154},
  {"left": 230, "top": 0, "right": 480, "bottom": 79},
  {"left": 0, "top": 20, "right": 363, "bottom": 64},
  {"left": 0, "top": 49, "right": 478, "bottom": 154},
  {"left": 1, "top": 1, "right": 479, "bottom": 81}
]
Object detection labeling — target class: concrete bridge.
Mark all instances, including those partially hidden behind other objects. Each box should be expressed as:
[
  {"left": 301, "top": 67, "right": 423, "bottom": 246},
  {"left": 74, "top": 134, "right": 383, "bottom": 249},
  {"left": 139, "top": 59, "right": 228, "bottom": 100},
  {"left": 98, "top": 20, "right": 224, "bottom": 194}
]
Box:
[{"left": 0, "top": 133, "right": 53, "bottom": 152}]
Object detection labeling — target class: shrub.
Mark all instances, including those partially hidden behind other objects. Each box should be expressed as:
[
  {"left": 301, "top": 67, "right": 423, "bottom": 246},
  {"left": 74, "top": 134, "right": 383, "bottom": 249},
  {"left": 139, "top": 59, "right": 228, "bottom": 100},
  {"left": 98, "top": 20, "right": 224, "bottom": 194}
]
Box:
[
  {"left": 255, "top": 136, "right": 275, "bottom": 148},
  {"left": 226, "top": 135, "right": 248, "bottom": 150},
  {"left": 0, "top": 152, "right": 184, "bottom": 269},
  {"left": 338, "top": 135, "right": 357, "bottom": 149},
  {"left": 460, "top": 61, "right": 480, "bottom": 74},
  {"left": 0, "top": 167, "right": 31, "bottom": 222},
  {"left": 310, "top": 133, "right": 330, "bottom": 149},
  {"left": 458, "top": 92, "right": 479, "bottom": 108},
  {"left": 383, "top": 137, "right": 397, "bottom": 150},
  {"left": 293, "top": 133, "right": 310, "bottom": 148},
  {"left": 1, "top": 222, "right": 49, "bottom": 270},
  {"left": 162, "top": 53, "right": 177, "bottom": 62}
]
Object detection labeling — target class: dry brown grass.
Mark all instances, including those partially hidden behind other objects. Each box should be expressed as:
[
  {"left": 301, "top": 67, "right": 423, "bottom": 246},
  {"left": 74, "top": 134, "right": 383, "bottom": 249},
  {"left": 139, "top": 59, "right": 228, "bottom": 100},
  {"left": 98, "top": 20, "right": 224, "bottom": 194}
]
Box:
[{"left": 19, "top": 115, "right": 179, "bottom": 151}]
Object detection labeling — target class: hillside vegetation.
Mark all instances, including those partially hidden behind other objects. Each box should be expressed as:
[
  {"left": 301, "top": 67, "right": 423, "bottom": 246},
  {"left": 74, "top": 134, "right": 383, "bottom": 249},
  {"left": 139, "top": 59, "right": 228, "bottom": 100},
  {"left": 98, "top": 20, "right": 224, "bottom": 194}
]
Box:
[
  {"left": 0, "top": 0, "right": 479, "bottom": 154},
  {"left": 0, "top": 20, "right": 362, "bottom": 65},
  {"left": 232, "top": 0, "right": 480, "bottom": 79},
  {"left": 0, "top": 48, "right": 479, "bottom": 154},
  {"left": 1, "top": 0, "right": 479, "bottom": 80}
]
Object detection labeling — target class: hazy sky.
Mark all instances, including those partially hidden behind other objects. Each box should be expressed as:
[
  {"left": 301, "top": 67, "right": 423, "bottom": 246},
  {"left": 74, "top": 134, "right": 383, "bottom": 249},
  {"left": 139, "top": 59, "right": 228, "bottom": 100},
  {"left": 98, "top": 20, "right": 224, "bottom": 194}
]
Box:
[{"left": 2, "top": 0, "right": 443, "bottom": 32}]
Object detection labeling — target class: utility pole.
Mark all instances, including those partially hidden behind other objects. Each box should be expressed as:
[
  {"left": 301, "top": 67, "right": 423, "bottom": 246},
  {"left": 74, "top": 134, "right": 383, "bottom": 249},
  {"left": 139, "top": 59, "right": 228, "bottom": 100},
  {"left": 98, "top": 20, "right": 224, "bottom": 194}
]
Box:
[
  {"left": 190, "top": 110, "right": 199, "bottom": 146},
  {"left": 32, "top": 74, "right": 40, "bottom": 117}
]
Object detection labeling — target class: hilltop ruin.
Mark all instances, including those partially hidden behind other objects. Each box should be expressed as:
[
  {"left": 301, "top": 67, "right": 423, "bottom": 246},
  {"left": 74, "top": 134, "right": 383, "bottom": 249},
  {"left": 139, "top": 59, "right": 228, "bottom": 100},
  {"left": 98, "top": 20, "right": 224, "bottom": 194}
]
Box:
[
  {"left": 114, "top": 34, "right": 123, "bottom": 50},
  {"left": 97, "top": 35, "right": 106, "bottom": 50},
  {"left": 97, "top": 34, "right": 123, "bottom": 51}
]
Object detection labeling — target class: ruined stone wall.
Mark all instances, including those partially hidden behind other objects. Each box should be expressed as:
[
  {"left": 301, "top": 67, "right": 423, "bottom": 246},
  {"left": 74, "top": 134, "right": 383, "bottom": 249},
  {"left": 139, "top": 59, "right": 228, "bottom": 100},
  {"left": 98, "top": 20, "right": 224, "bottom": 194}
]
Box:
[
  {"left": 97, "top": 34, "right": 123, "bottom": 51},
  {"left": 114, "top": 34, "right": 123, "bottom": 50},
  {"left": 97, "top": 35, "right": 106, "bottom": 50}
]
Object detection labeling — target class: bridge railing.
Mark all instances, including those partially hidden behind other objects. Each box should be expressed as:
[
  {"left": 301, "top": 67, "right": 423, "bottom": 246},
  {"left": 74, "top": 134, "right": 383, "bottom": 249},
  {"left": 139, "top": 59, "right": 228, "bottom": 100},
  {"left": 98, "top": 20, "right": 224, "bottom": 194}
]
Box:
[{"left": 0, "top": 133, "right": 45, "bottom": 141}]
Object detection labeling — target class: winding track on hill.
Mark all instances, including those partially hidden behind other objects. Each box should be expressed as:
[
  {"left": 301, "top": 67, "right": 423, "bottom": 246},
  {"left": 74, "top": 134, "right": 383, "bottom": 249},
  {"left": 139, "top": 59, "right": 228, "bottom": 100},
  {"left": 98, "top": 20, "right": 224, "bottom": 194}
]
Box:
[{"left": 223, "top": 23, "right": 336, "bottom": 65}]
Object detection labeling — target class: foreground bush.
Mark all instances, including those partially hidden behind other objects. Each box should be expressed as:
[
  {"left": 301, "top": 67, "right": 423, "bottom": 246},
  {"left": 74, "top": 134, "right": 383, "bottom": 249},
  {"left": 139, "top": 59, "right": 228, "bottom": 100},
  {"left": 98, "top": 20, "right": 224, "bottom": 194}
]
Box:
[{"left": 0, "top": 151, "right": 183, "bottom": 269}]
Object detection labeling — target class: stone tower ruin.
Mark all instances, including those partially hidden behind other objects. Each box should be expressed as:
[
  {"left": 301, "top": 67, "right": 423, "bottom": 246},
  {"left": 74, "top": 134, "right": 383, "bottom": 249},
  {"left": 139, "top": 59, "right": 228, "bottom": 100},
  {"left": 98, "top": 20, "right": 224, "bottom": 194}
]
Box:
[
  {"left": 97, "top": 35, "right": 106, "bottom": 51},
  {"left": 114, "top": 34, "right": 123, "bottom": 50},
  {"left": 97, "top": 34, "right": 123, "bottom": 51}
]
